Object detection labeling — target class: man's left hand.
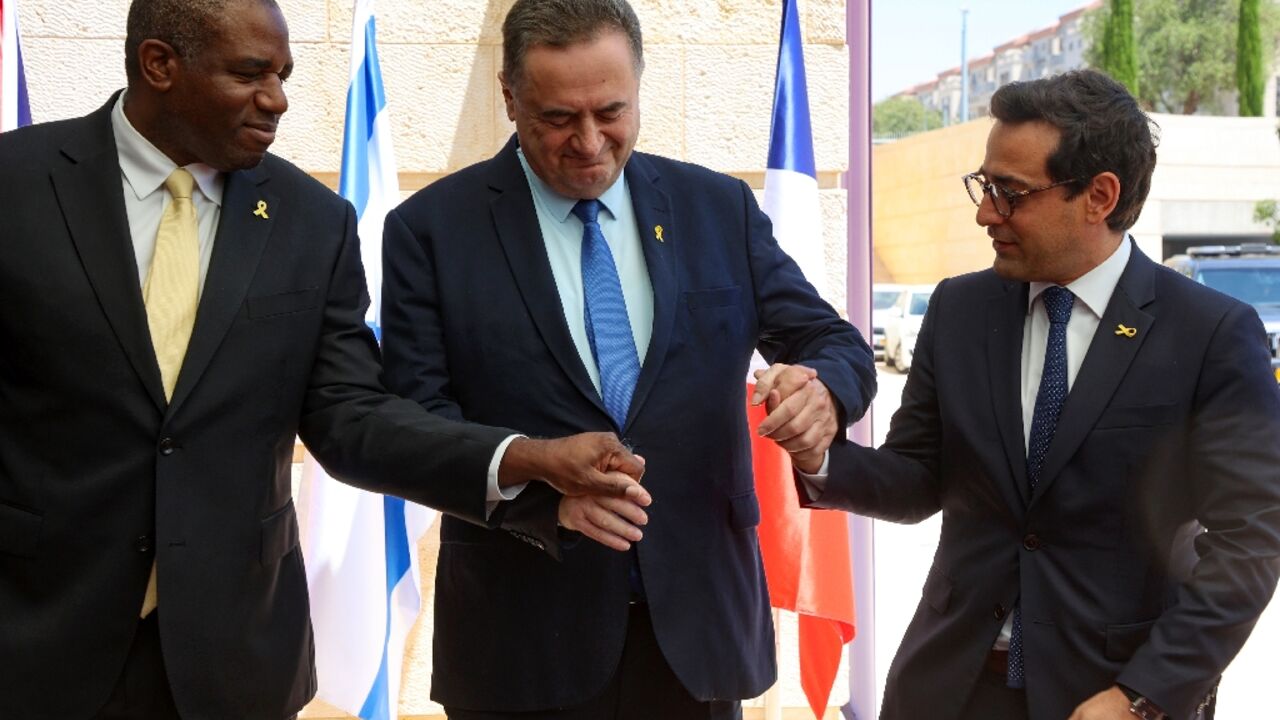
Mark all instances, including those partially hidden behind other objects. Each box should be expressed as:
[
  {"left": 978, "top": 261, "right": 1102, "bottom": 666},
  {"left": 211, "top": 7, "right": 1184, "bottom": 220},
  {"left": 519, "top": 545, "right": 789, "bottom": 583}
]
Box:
[
  {"left": 1067, "top": 686, "right": 1135, "bottom": 720},
  {"left": 752, "top": 363, "right": 838, "bottom": 474}
]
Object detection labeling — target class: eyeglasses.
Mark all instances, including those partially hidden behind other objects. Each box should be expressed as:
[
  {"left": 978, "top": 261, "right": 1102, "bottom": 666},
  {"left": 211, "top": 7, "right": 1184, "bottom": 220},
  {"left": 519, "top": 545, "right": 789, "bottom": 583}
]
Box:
[{"left": 963, "top": 172, "right": 1082, "bottom": 219}]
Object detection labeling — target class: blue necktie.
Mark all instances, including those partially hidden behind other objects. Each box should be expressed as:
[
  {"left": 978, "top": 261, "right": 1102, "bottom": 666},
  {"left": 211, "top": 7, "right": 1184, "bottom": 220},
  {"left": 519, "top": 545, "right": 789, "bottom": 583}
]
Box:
[
  {"left": 573, "top": 199, "right": 646, "bottom": 600},
  {"left": 1008, "top": 285, "right": 1074, "bottom": 689},
  {"left": 573, "top": 199, "right": 640, "bottom": 428}
]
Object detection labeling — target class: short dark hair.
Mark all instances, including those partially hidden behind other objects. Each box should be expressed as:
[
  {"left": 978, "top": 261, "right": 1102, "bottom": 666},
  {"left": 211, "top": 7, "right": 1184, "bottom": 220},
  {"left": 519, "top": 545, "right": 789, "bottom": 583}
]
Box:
[
  {"left": 124, "top": 0, "right": 278, "bottom": 83},
  {"left": 989, "top": 69, "right": 1159, "bottom": 232},
  {"left": 502, "top": 0, "right": 644, "bottom": 88}
]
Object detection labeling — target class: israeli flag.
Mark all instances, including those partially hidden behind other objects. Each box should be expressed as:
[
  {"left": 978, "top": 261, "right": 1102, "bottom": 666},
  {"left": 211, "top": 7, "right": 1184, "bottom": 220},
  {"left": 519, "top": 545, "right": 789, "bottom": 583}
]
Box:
[
  {"left": 300, "top": 3, "right": 435, "bottom": 719},
  {"left": 1, "top": 0, "right": 33, "bottom": 131},
  {"left": 763, "top": 0, "right": 824, "bottom": 297}
]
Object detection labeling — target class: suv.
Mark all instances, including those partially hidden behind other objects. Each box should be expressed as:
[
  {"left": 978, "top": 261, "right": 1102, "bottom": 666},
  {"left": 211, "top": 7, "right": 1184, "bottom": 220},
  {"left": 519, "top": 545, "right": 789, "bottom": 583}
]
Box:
[
  {"left": 883, "top": 284, "right": 935, "bottom": 373},
  {"left": 1164, "top": 244, "right": 1280, "bottom": 373}
]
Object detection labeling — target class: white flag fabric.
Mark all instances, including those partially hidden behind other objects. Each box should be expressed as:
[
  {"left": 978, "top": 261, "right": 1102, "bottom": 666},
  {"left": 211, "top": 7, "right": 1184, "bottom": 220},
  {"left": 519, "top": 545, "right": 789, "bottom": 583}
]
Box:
[
  {"left": 300, "top": 3, "right": 435, "bottom": 719},
  {"left": 1, "top": 0, "right": 33, "bottom": 131}
]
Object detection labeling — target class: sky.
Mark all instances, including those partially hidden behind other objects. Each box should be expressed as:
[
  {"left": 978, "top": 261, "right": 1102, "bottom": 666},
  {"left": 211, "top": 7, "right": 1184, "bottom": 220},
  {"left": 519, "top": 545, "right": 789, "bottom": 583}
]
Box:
[{"left": 872, "top": 0, "right": 1098, "bottom": 101}]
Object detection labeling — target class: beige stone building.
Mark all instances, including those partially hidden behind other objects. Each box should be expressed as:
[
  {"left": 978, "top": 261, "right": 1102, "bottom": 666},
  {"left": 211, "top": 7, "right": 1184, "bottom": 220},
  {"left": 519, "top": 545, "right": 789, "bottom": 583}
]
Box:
[{"left": 15, "top": 1, "right": 855, "bottom": 717}]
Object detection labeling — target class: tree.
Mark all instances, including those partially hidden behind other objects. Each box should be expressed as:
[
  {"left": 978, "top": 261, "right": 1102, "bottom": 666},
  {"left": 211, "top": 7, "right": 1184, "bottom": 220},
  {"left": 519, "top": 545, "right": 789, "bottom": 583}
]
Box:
[
  {"left": 1085, "top": 0, "right": 1279, "bottom": 115},
  {"left": 1256, "top": 200, "right": 1280, "bottom": 244},
  {"left": 872, "top": 96, "right": 944, "bottom": 139},
  {"left": 1098, "top": 0, "right": 1139, "bottom": 96},
  {"left": 1238, "top": 0, "right": 1264, "bottom": 116}
]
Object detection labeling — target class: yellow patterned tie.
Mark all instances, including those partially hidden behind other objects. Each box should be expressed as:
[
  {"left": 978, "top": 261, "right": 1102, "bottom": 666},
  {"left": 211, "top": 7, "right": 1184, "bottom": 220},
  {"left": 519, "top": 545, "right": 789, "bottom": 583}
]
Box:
[{"left": 140, "top": 168, "right": 199, "bottom": 617}]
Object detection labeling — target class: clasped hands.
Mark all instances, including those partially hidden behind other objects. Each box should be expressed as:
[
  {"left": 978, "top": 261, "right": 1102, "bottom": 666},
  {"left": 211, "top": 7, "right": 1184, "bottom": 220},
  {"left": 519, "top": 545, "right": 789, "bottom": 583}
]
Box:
[
  {"left": 499, "top": 432, "right": 652, "bottom": 552},
  {"left": 752, "top": 363, "right": 838, "bottom": 475}
]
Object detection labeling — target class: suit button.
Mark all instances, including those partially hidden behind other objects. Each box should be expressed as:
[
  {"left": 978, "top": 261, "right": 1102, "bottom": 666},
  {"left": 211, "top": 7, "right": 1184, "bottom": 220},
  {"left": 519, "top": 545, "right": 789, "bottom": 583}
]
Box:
[
  {"left": 136, "top": 535, "right": 153, "bottom": 554},
  {"left": 1022, "top": 533, "right": 1042, "bottom": 551},
  {"left": 158, "top": 437, "right": 178, "bottom": 456},
  {"left": 993, "top": 604, "right": 1007, "bottom": 621}
]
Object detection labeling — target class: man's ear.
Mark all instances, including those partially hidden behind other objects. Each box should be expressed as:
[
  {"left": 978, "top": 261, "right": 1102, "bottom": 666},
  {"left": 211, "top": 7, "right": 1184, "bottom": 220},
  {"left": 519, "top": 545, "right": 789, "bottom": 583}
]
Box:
[
  {"left": 136, "top": 39, "right": 182, "bottom": 92},
  {"left": 499, "top": 72, "right": 517, "bottom": 122},
  {"left": 1084, "top": 171, "right": 1121, "bottom": 226}
]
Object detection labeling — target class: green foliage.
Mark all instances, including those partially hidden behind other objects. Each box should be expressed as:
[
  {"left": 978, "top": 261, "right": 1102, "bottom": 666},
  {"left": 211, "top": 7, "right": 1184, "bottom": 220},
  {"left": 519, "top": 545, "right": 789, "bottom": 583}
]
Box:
[
  {"left": 1099, "top": 0, "right": 1139, "bottom": 95},
  {"left": 872, "top": 96, "right": 944, "bottom": 139},
  {"left": 1256, "top": 200, "right": 1280, "bottom": 244},
  {"left": 1238, "top": 0, "right": 1264, "bottom": 116},
  {"left": 1085, "top": 0, "right": 1280, "bottom": 115}
]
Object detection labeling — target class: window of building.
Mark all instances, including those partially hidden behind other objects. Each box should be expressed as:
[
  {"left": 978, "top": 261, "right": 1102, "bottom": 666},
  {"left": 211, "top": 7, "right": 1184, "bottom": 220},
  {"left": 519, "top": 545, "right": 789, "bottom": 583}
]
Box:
[
  {"left": 999, "top": 71, "right": 1010, "bottom": 85},
  {"left": 1052, "top": 37, "right": 1062, "bottom": 55},
  {"left": 986, "top": 67, "right": 995, "bottom": 82}
]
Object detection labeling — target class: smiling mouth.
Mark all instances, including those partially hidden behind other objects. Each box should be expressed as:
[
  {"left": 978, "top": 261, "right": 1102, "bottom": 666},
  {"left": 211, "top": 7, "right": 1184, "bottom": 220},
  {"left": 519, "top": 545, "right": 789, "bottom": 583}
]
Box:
[{"left": 244, "top": 123, "right": 278, "bottom": 146}]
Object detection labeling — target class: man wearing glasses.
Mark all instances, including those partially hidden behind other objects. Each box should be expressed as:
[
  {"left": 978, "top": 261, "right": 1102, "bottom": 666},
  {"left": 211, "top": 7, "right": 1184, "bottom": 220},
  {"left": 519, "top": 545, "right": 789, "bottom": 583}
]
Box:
[{"left": 791, "top": 70, "right": 1280, "bottom": 719}]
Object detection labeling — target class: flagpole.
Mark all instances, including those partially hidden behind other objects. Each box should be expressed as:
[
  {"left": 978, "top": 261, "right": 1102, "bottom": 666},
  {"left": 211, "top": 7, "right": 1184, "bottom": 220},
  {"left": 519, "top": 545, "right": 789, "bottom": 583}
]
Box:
[{"left": 845, "top": 0, "right": 877, "bottom": 718}]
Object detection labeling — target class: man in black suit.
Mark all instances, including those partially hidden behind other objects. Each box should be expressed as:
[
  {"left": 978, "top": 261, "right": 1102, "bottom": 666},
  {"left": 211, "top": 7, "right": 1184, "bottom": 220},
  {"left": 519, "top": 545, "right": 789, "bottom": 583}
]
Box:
[
  {"left": 378, "top": 0, "right": 876, "bottom": 717},
  {"left": 789, "top": 70, "right": 1280, "bottom": 720},
  {"left": 0, "top": 1, "right": 648, "bottom": 719}
]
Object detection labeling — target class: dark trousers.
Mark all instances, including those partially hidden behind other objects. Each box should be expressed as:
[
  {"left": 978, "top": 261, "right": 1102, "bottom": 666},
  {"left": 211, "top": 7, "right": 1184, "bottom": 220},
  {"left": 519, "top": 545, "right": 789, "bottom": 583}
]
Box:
[
  {"left": 92, "top": 612, "right": 299, "bottom": 720},
  {"left": 956, "top": 651, "right": 1030, "bottom": 720},
  {"left": 447, "top": 603, "right": 741, "bottom": 720},
  {"left": 93, "top": 613, "right": 182, "bottom": 720}
]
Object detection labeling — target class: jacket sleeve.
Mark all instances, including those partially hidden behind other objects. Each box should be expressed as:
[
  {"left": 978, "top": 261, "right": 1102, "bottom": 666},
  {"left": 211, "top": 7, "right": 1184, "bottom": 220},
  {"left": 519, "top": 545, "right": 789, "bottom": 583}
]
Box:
[
  {"left": 1116, "top": 301, "right": 1280, "bottom": 717},
  {"left": 741, "top": 179, "right": 877, "bottom": 431},
  {"left": 298, "top": 201, "right": 514, "bottom": 526},
  {"left": 804, "top": 278, "right": 946, "bottom": 524}
]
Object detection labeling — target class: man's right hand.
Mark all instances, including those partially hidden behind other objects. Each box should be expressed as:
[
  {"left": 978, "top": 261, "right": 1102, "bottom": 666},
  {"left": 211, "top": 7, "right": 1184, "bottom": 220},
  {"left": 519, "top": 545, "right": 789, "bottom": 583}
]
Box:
[
  {"left": 499, "top": 432, "right": 650, "bottom": 503},
  {"left": 558, "top": 494, "right": 649, "bottom": 551}
]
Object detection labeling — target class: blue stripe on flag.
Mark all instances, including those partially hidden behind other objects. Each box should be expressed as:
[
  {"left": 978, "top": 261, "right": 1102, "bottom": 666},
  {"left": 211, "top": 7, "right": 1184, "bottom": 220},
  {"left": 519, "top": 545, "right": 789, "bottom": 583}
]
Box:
[
  {"left": 339, "top": 15, "right": 388, "bottom": 219},
  {"left": 16, "top": 22, "right": 30, "bottom": 127},
  {"left": 766, "top": 0, "right": 816, "bottom": 178},
  {"left": 357, "top": 495, "right": 411, "bottom": 720}
]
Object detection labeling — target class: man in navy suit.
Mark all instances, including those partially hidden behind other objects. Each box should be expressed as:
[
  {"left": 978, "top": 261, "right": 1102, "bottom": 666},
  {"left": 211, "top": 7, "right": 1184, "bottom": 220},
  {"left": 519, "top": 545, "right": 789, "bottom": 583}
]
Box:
[
  {"left": 379, "top": 0, "right": 876, "bottom": 717},
  {"left": 795, "top": 70, "right": 1280, "bottom": 720}
]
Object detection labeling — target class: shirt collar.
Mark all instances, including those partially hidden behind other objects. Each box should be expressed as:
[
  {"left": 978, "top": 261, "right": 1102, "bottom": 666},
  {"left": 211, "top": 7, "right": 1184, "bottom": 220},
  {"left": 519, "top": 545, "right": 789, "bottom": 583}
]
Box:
[
  {"left": 1028, "top": 236, "right": 1132, "bottom": 318},
  {"left": 516, "top": 146, "right": 628, "bottom": 224},
  {"left": 111, "top": 92, "right": 224, "bottom": 207}
]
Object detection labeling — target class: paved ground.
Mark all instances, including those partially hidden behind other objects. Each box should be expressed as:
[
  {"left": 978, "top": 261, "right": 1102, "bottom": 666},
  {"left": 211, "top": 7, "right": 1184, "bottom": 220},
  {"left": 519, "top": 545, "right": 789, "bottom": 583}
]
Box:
[{"left": 866, "top": 365, "right": 1278, "bottom": 717}]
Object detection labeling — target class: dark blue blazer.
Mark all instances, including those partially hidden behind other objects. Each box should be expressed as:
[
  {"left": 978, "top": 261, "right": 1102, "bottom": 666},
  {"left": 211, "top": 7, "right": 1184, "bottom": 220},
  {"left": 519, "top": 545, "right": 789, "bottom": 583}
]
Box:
[
  {"left": 812, "top": 246, "right": 1280, "bottom": 720},
  {"left": 381, "top": 136, "right": 875, "bottom": 711}
]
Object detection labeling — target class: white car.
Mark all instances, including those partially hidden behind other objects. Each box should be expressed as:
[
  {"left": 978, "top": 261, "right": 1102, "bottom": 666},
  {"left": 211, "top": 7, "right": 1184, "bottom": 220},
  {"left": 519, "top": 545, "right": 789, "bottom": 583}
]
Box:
[
  {"left": 883, "top": 284, "right": 935, "bottom": 373},
  {"left": 870, "top": 284, "right": 907, "bottom": 362}
]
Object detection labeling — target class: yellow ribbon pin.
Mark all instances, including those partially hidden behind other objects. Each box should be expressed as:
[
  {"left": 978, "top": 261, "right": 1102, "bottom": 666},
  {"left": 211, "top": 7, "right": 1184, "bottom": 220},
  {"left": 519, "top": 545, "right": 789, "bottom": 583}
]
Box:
[
  {"left": 253, "top": 200, "right": 270, "bottom": 219},
  {"left": 1115, "top": 324, "right": 1137, "bottom": 338},
  {"left": 655, "top": 225, "right": 664, "bottom": 242}
]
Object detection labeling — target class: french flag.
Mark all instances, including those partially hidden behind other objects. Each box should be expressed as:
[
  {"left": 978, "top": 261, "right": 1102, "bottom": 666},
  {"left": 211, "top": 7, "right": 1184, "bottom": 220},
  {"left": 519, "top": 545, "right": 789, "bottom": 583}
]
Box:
[
  {"left": 300, "top": 3, "right": 433, "bottom": 720},
  {"left": 1, "top": 0, "right": 32, "bottom": 131},
  {"left": 753, "top": 1, "right": 857, "bottom": 718}
]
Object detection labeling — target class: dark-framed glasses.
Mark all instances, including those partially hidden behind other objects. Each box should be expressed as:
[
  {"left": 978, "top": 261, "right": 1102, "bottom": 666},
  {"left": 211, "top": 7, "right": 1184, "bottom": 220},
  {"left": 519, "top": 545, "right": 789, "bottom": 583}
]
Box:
[{"left": 962, "top": 172, "right": 1082, "bottom": 219}]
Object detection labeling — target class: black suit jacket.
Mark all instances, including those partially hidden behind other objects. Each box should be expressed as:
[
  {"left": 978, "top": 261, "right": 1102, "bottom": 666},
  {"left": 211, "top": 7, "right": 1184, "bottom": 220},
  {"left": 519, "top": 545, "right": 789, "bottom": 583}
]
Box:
[
  {"left": 0, "top": 97, "right": 513, "bottom": 720},
  {"left": 811, "top": 246, "right": 1280, "bottom": 720},
  {"left": 380, "top": 136, "right": 876, "bottom": 711}
]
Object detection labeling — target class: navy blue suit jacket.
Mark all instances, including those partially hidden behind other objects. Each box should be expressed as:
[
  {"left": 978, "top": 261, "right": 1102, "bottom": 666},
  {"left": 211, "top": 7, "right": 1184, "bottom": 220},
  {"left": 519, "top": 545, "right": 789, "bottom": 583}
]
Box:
[
  {"left": 811, "top": 246, "right": 1280, "bottom": 720},
  {"left": 380, "top": 136, "right": 875, "bottom": 711}
]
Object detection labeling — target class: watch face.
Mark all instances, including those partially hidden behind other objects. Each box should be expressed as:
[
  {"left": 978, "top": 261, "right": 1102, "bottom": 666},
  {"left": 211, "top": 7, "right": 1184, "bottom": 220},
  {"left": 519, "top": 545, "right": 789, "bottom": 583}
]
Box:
[{"left": 1129, "top": 697, "right": 1165, "bottom": 720}]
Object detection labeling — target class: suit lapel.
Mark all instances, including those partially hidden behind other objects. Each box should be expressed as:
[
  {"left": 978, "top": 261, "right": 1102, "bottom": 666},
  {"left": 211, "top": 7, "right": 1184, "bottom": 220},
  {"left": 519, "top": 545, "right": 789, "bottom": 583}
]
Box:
[
  {"left": 620, "top": 154, "right": 675, "bottom": 432},
  {"left": 1031, "top": 245, "right": 1156, "bottom": 504},
  {"left": 987, "top": 281, "right": 1032, "bottom": 510},
  {"left": 166, "top": 165, "right": 276, "bottom": 417},
  {"left": 51, "top": 98, "right": 167, "bottom": 412},
  {"left": 486, "top": 139, "right": 609, "bottom": 418}
]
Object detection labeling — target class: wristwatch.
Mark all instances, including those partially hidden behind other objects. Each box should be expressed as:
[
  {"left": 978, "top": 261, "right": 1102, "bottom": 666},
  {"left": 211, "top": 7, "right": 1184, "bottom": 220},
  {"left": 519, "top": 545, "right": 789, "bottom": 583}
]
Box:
[{"left": 1119, "top": 685, "right": 1167, "bottom": 720}]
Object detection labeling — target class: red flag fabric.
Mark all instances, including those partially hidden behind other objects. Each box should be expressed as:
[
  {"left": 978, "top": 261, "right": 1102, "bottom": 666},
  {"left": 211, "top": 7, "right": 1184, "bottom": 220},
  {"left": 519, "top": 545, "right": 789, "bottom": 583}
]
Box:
[{"left": 749, "top": 384, "right": 856, "bottom": 719}]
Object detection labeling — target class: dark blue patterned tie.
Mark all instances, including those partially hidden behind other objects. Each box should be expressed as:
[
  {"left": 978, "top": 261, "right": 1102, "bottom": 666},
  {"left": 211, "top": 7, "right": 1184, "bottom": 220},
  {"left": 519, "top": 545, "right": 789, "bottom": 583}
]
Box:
[
  {"left": 573, "top": 199, "right": 641, "bottom": 428},
  {"left": 1008, "top": 285, "right": 1074, "bottom": 688}
]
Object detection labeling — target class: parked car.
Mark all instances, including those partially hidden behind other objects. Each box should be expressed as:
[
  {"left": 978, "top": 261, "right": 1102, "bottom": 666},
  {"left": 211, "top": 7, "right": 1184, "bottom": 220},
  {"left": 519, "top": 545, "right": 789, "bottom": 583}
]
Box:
[
  {"left": 1164, "top": 244, "right": 1280, "bottom": 377},
  {"left": 883, "top": 284, "right": 935, "bottom": 373},
  {"left": 870, "top": 284, "right": 906, "bottom": 361}
]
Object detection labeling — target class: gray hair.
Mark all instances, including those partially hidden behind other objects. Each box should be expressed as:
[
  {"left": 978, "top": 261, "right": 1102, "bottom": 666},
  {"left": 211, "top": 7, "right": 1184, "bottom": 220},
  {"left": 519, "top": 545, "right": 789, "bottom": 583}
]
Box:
[
  {"left": 502, "top": 0, "right": 644, "bottom": 88},
  {"left": 124, "top": 0, "right": 279, "bottom": 83}
]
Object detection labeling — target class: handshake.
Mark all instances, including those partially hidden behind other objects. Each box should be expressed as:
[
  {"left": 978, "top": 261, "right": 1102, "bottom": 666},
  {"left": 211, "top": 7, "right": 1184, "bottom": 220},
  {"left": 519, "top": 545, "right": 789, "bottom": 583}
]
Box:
[{"left": 500, "top": 363, "right": 838, "bottom": 553}]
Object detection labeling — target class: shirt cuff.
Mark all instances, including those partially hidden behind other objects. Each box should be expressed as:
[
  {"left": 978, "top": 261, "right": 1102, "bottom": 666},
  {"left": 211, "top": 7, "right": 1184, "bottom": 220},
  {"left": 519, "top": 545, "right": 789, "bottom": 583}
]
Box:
[
  {"left": 794, "top": 451, "right": 831, "bottom": 502},
  {"left": 486, "top": 434, "right": 528, "bottom": 518}
]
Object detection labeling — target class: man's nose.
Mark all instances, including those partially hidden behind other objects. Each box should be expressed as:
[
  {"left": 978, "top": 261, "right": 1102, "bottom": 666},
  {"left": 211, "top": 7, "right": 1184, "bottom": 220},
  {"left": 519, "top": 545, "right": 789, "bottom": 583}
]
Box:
[
  {"left": 975, "top": 191, "right": 1003, "bottom": 227},
  {"left": 257, "top": 75, "right": 289, "bottom": 116}
]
